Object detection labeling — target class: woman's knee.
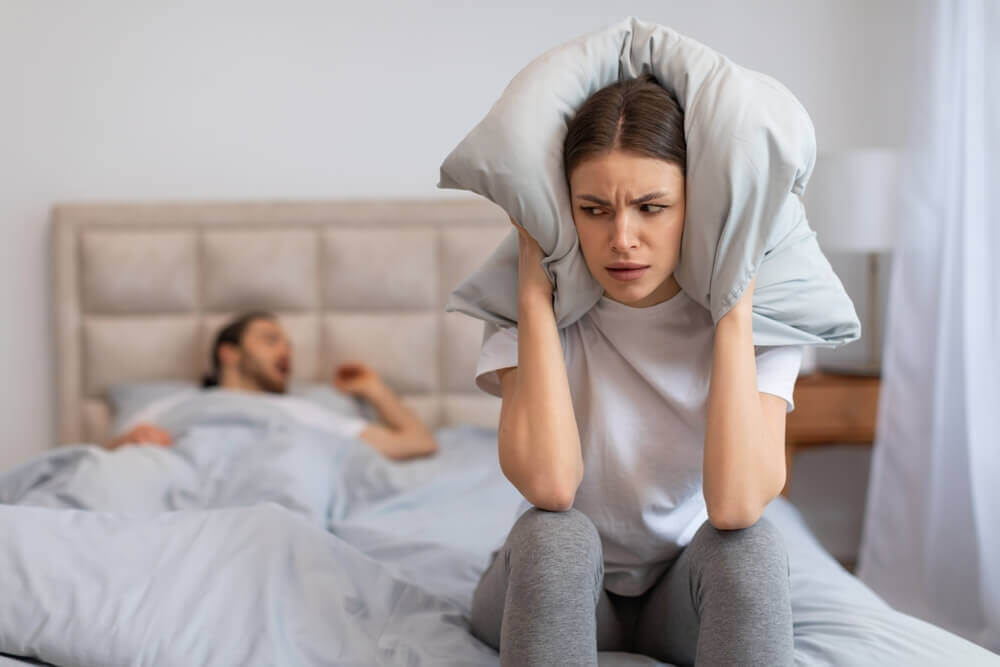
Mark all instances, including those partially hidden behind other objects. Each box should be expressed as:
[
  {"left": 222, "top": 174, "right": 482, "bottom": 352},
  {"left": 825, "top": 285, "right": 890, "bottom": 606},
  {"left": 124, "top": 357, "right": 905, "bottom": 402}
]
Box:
[
  {"left": 508, "top": 507, "right": 600, "bottom": 555},
  {"left": 505, "top": 508, "right": 604, "bottom": 587},
  {"left": 689, "top": 516, "right": 789, "bottom": 584}
]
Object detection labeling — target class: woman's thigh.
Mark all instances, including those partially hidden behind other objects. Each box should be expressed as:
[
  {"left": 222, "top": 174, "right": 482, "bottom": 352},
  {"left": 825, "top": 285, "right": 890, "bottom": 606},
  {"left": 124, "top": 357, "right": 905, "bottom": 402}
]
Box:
[
  {"left": 631, "top": 517, "right": 793, "bottom": 666},
  {"left": 468, "top": 508, "right": 636, "bottom": 656}
]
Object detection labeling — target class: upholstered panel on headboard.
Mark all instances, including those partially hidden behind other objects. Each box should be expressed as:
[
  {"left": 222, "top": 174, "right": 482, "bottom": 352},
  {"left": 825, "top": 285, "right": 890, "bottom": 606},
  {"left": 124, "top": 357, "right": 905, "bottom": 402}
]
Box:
[{"left": 52, "top": 200, "right": 511, "bottom": 445}]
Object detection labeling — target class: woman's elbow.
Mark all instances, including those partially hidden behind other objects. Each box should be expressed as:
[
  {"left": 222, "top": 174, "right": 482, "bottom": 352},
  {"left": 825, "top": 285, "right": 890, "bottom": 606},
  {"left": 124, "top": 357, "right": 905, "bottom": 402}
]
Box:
[
  {"left": 510, "top": 466, "right": 581, "bottom": 512},
  {"left": 706, "top": 503, "right": 764, "bottom": 531},
  {"left": 498, "top": 429, "right": 583, "bottom": 512},
  {"left": 522, "top": 482, "right": 577, "bottom": 512}
]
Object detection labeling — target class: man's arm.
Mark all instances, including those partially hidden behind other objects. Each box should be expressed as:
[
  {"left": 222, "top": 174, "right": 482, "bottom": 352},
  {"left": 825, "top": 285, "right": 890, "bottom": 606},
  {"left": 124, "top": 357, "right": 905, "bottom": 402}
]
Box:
[
  {"left": 357, "top": 381, "right": 438, "bottom": 460},
  {"left": 333, "top": 362, "right": 437, "bottom": 460},
  {"left": 105, "top": 422, "right": 173, "bottom": 450}
]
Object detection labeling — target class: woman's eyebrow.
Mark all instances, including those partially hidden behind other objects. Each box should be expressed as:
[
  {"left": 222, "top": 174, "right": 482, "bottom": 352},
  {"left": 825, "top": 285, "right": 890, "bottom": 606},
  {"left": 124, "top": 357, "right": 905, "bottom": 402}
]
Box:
[
  {"left": 629, "top": 191, "right": 671, "bottom": 205},
  {"left": 575, "top": 192, "right": 671, "bottom": 206},
  {"left": 577, "top": 194, "right": 612, "bottom": 206}
]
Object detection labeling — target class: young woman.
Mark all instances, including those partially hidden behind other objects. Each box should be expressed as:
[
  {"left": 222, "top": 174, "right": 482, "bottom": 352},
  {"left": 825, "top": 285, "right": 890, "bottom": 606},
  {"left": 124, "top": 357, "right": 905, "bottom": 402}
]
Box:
[{"left": 469, "top": 75, "right": 800, "bottom": 666}]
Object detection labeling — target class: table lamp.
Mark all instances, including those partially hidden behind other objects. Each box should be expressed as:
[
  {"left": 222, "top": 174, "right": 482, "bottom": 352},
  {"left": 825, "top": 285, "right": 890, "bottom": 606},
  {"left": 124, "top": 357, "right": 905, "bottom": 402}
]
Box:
[{"left": 802, "top": 148, "right": 901, "bottom": 375}]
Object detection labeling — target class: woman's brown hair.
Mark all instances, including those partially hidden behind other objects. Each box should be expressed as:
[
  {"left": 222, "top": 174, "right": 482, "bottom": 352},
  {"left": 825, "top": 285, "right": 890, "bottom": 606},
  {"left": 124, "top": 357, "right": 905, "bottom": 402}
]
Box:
[{"left": 563, "top": 74, "right": 686, "bottom": 180}]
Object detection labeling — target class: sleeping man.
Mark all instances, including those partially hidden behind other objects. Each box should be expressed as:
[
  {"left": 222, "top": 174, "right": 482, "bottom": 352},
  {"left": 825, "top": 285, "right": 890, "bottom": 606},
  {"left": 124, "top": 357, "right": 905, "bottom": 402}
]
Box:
[{"left": 108, "top": 311, "right": 438, "bottom": 460}]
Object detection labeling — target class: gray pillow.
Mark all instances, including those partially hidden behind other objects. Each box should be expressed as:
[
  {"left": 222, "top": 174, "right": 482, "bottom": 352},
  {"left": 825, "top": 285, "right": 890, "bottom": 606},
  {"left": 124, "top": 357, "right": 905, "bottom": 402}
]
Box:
[{"left": 439, "top": 16, "right": 859, "bottom": 347}]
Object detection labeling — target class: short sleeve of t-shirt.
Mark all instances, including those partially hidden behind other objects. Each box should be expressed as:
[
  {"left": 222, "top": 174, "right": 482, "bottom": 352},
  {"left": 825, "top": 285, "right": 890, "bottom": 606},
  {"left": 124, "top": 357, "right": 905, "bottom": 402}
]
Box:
[
  {"left": 474, "top": 321, "right": 804, "bottom": 412},
  {"left": 752, "top": 345, "right": 804, "bottom": 413},
  {"left": 474, "top": 321, "right": 520, "bottom": 398}
]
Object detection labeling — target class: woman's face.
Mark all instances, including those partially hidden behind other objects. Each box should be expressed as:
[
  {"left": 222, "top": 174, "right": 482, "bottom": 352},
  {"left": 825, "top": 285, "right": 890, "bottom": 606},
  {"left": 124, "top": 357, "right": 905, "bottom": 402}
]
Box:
[{"left": 568, "top": 149, "right": 685, "bottom": 307}]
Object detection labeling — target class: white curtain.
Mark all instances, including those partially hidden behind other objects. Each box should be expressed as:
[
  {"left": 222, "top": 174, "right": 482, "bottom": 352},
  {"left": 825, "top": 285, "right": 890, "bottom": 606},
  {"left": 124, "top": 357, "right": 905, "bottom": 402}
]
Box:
[{"left": 856, "top": 0, "right": 999, "bottom": 652}]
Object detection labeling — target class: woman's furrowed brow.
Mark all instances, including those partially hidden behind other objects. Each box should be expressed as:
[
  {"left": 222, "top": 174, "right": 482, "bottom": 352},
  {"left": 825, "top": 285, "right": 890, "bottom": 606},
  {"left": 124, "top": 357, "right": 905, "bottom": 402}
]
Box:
[
  {"left": 629, "top": 191, "right": 671, "bottom": 205},
  {"left": 575, "top": 192, "right": 672, "bottom": 206}
]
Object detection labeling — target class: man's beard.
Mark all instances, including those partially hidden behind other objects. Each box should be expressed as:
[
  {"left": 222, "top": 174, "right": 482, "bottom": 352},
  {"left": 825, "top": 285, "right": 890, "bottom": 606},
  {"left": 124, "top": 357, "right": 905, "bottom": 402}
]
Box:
[{"left": 238, "top": 355, "right": 287, "bottom": 394}]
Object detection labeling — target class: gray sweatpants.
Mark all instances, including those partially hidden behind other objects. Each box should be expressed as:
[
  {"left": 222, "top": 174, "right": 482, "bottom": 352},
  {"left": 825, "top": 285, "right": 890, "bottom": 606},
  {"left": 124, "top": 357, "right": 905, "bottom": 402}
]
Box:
[{"left": 469, "top": 508, "right": 794, "bottom": 666}]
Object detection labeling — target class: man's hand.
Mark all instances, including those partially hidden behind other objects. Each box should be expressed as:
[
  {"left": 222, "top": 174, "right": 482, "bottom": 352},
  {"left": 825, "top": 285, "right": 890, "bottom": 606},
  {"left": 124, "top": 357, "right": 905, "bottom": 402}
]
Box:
[
  {"left": 108, "top": 422, "right": 173, "bottom": 450},
  {"left": 333, "top": 362, "right": 383, "bottom": 398}
]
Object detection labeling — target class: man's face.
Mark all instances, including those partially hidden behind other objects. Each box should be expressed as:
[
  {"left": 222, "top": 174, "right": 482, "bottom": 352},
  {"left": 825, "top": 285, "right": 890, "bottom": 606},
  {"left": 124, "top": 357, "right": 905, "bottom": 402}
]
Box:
[{"left": 233, "top": 318, "right": 292, "bottom": 393}]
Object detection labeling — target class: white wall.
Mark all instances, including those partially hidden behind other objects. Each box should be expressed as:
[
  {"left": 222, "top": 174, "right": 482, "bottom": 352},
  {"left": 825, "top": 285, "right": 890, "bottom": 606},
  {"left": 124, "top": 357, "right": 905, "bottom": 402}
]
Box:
[{"left": 0, "top": 0, "right": 916, "bottom": 469}]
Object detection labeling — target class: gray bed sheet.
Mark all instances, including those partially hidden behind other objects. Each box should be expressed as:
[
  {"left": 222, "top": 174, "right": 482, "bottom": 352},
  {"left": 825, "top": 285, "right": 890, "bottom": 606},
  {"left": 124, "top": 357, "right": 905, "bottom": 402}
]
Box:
[{"left": 0, "top": 394, "right": 995, "bottom": 666}]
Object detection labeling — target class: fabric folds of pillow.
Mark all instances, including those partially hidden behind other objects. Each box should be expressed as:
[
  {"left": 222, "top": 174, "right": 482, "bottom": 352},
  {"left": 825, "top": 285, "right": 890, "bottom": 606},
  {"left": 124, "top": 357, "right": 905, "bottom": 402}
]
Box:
[{"left": 439, "top": 16, "right": 860, "bottom": 347}]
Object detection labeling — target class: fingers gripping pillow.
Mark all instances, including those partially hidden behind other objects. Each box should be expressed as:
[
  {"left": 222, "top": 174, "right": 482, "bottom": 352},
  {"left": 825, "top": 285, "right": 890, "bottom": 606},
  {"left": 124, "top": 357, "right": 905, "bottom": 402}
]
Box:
[{"left": 439, "top": 16, "right": 860, "bottom": 347}]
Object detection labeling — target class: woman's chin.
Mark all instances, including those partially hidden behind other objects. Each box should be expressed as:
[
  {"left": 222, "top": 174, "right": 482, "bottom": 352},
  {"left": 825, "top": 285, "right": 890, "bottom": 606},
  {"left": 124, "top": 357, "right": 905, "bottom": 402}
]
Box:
[{"left": 602, "top": 283, "right": 652, "bottom": 306}]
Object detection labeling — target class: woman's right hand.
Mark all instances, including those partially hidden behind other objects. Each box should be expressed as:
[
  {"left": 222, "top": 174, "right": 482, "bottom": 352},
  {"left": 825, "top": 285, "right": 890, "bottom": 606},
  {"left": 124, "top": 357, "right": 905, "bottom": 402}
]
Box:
[{"left": 510, "top": 217, "right": 553, "bottom": 303}]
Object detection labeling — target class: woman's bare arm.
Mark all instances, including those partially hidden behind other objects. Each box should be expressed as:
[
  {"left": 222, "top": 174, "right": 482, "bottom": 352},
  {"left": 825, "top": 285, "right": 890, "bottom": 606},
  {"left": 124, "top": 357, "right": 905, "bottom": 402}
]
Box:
[
  {"left": 703, "top": 276, "right": 788, "bottom": 529},
  {"left": 495, "top": 219, "right": 583, "bottom": 511}
]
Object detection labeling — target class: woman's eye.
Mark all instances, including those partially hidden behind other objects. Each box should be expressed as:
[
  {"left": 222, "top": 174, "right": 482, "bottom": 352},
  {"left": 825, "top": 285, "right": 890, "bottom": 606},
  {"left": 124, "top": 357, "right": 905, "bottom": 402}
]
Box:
[
  {"left": 581, "top": 206, "right": 606, "bottom": 216},
  {"left": 640, "top": 204, "right": 667, "bottom": 213}
]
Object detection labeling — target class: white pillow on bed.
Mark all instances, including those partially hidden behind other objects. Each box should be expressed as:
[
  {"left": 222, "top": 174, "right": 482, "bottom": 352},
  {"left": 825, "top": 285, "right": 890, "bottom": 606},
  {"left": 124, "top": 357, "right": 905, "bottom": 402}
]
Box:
[
  {"left": 288, "top": 382, "right": 377, "bottom": 423},
  {"left": 106, "top": 381, "right": 198, "bottom": 435},
  {"left": 439, "top": 16, "right": 859, "bottom": 347}
]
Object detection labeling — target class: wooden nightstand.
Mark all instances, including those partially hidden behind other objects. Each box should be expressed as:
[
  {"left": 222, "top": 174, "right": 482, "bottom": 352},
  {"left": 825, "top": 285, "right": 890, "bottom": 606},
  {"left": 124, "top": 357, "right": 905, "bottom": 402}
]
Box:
[{"left": 781, "top": 372, "right": 881, "bottom": 498}]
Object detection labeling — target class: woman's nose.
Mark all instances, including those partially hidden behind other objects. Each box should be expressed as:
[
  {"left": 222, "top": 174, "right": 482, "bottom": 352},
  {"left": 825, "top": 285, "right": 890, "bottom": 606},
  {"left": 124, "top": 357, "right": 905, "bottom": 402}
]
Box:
[{"left": 611, "top": 213, "right": 638, "bottom": 251}]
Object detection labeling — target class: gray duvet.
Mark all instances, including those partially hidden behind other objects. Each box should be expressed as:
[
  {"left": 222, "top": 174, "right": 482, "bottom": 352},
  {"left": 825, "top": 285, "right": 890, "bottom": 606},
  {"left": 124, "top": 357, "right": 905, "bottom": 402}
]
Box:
[{"left": 0, "top": 394, "right": 995, "bottom": 666}]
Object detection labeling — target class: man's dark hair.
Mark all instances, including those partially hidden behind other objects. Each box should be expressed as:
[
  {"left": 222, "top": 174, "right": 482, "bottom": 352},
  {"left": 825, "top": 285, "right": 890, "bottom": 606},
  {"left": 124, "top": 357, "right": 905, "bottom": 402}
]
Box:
[{"left": 202, "top": 311, "right": 276, "bottom": 388}]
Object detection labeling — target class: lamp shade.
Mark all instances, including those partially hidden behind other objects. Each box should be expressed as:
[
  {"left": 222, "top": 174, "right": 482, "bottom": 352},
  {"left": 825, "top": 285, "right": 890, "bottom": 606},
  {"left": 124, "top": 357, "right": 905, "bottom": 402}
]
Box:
[{"left": 805, "top": 148, "right": 902, "bottom": 252}]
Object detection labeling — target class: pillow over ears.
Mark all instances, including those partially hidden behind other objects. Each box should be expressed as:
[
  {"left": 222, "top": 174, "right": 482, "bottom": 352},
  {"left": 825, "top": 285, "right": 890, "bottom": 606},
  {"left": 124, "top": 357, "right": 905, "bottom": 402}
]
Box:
[{"left": 439, "top": 16, "right": 859, "bottom": 347}]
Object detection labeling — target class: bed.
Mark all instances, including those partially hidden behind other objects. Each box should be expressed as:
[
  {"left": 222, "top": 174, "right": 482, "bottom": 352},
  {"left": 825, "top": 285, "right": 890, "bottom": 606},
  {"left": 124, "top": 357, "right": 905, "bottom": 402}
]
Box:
[
  {"left": 50, "top": 199, "right": 512, "bottom": 444},
  {"left": 0, "top": 199, "right": 994, "bottom": 666}
]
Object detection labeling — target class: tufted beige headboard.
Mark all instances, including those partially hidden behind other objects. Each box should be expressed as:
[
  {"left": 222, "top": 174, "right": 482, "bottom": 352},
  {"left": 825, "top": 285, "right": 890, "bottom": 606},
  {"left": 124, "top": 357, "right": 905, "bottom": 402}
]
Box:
[{"left": 52, "top": 199, "right": 511, "bottom": 445}]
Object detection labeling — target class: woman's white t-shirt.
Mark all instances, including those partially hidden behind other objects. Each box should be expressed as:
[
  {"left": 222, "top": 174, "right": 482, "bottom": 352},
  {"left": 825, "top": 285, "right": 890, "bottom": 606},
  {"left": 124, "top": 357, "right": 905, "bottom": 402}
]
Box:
[{"left": 474, "top": 288, "right": 803, "bottom": 596}]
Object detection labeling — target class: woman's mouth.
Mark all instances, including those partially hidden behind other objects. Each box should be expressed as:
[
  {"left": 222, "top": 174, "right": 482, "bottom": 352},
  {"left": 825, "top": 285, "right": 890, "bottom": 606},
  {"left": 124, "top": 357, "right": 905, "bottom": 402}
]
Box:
[{"left": 606, "top": 266, "right": 649, "bottom": 282}]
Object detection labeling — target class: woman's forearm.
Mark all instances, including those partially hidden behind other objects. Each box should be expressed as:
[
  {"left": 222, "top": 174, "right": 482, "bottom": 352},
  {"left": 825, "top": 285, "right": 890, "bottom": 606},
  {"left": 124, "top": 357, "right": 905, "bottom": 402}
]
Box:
[
  {"left": 499, "top": 293, "right": 584, "bottom": 511},
  {"left": 703, "top": 311, "right": 785, "bottom": 529}
]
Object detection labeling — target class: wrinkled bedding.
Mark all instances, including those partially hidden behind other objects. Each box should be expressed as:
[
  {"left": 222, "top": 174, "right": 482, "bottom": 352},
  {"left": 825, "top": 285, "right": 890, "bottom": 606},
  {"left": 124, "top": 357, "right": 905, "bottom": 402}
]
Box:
[{"left": 0, "top": 394, "right": 995, "bottom": 666}]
